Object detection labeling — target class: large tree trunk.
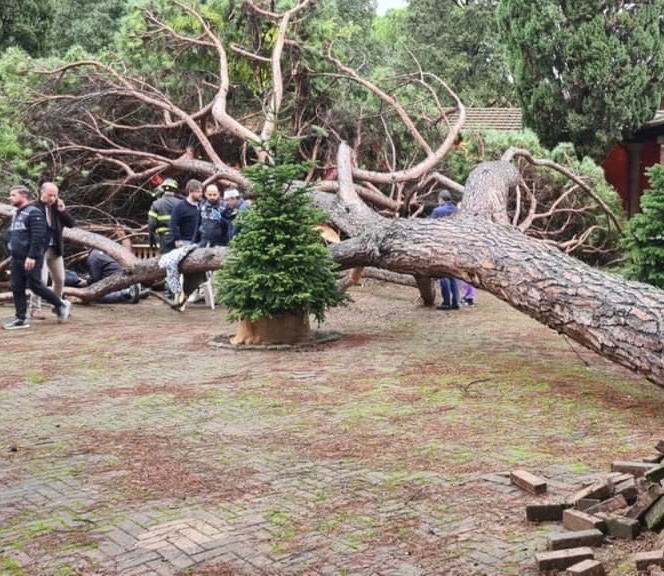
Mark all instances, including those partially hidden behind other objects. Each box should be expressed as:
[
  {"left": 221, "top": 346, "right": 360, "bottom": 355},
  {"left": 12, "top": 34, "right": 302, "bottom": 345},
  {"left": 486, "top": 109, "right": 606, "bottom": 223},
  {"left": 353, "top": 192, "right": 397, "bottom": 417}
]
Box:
[
  {"left": 461, "top": 160, "right": 520, "bottom": 223},
  {"left": 67, "top": 247, "right": 226, "bottom": 303},
  {"left": 1, "top": 148, "right": 662, "bottom": 387},
  {"left": 329, "top": 206, "right": 664, "bottom": 388},
  {"left": 67, "top": 210, "right": 662, "bottom": 387},
  {"left": 327, "top": 143, "right": 664, "bottom": 387}
]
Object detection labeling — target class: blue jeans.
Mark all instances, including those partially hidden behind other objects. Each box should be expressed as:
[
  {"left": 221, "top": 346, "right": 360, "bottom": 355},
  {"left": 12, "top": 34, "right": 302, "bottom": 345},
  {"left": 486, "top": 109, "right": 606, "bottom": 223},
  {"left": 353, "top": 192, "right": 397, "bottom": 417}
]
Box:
[
  {"left": 439, "top": 277, "right": 459, "bottom": 308},
  {"left": 100, "top": 289, "right": 133, "bottom": 304}
]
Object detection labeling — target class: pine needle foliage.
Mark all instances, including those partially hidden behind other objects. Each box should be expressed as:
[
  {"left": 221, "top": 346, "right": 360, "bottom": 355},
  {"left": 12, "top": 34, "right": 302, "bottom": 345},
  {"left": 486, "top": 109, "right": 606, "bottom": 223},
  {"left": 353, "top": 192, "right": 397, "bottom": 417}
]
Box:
[
  {"left": 622, "top": 165, "right": 664, "bottom": 288},
  {"left": 216, "top": 137, "right": 349, "bottom": 323},
  {"left": 497, "top": 0, "right": 664, "bottom": 161}
]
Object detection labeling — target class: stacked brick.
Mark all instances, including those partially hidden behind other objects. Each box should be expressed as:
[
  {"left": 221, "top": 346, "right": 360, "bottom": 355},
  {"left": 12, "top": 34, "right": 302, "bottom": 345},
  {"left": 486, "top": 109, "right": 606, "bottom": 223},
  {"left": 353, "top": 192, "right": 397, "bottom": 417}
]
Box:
[{"left": 512, "top": 440, "right": 664, "bottom": 574}]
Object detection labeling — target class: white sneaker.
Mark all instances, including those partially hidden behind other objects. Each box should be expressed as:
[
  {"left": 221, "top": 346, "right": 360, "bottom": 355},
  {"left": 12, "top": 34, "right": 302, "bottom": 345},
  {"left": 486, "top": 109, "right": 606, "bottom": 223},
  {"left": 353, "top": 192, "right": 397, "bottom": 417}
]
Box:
[
  {"left": 187, "top": 289, "right": 205, "bottom": 304},
  {"left": 57, "top": 300, "right": 72, "bottom": 322},
  {"left": 3, "top": 318, "right": 30, "bottom": 330}
]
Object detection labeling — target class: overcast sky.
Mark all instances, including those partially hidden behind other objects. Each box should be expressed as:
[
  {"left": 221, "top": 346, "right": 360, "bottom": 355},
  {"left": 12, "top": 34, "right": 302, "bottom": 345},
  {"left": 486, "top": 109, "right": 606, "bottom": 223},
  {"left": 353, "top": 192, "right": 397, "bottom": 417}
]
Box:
[{"left": 375, "top": 0, "right": 408, "bottom": 16}]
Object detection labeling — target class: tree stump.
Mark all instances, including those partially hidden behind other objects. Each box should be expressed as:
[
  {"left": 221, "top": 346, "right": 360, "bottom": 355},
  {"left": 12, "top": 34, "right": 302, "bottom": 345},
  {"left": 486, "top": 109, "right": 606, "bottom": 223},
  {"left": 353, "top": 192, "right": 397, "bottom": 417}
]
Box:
[{"left": 230, "top": 311, "right": 311, "bottom": 345}]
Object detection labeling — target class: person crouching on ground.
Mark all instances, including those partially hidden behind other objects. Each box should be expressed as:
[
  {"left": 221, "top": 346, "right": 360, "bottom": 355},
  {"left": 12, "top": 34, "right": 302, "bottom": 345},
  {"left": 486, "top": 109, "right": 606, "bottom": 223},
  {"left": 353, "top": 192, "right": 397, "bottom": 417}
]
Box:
[
  {"left": 86, "top": 249, "right": 145, "bottom": 304},
  {"left": 4, "top": 185, "right": 72, "bottom": 330}
]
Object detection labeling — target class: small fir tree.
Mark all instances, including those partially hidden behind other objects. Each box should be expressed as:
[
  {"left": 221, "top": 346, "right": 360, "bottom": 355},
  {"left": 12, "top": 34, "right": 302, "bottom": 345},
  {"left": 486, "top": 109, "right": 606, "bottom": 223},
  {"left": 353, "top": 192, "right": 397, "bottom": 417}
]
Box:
[
  {"left": 216, "top": 138, "right": 349, "bottom": 324},
  {"left": 622, "top": 165, "right": 664, "bottom": 288}
]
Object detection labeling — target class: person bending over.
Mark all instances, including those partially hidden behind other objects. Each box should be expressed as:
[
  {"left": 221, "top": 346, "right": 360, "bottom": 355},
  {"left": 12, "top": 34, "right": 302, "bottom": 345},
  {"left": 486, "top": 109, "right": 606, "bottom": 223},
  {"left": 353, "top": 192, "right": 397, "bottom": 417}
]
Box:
[{"left": 86, "top": 249, "right": 146, "bottom": 304}]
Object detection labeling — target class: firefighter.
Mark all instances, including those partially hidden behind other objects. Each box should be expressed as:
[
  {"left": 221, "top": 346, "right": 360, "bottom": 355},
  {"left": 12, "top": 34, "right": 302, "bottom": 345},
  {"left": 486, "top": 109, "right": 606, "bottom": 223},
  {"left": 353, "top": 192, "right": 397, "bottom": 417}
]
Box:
[{"left": 147, "top": 178, "right": 180, "bottom": 254}]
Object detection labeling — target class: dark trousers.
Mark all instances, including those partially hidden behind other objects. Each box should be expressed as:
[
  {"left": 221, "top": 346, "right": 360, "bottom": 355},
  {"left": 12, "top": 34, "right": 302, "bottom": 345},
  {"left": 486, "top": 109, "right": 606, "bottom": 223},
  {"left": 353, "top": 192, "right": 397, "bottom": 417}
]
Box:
[
  {"left": 183, "top": 272, "right": 207, "bottom": 299},
  {"left": 11, "top": 257, "right": 63, "bottom": 320},
  {"left": 440, "top": 276, "right": 459, "bottom": 308},
  {"left": 158, "top": 234, "right": 175, "bottom": 254},
  {"left": 101, "top": 288, "right": 133, "bottom": 304}
]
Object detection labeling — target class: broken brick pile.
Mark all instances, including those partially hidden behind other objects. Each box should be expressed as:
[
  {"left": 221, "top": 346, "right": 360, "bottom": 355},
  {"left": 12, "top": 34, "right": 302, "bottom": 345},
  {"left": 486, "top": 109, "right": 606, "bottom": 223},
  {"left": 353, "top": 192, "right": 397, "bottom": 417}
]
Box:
[{"left": 513, "top": 440, "right": 664, "bottom": 575}]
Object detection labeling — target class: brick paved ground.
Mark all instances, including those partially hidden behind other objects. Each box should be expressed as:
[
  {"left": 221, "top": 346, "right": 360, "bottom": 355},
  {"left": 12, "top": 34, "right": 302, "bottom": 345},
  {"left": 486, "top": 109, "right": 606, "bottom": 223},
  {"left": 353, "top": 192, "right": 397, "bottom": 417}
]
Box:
[{"left": 1, "top": 282, "right": 663, "bottom": 575}]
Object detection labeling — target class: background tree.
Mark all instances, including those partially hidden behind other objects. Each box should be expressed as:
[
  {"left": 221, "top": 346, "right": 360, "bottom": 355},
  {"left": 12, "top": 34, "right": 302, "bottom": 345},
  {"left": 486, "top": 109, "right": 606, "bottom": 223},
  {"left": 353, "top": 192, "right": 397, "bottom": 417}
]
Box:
[
  {"left": 0, "top": 0, "right": 54, "bottom": 56},
  {"left": 46, "top": 0, "right": 127, "bottom": 55},
  {"left": 443, "top": 129, "right": 625, "bottom": 264},
  {"left": 622, "top": 165, "right": 664, "bottom": 289},
  {"left": 497, "top": 0, "right": 664, "bottom": 161},
  {"left": 402, "top": 0, "right": 514, "bottom": 106},
  {"left": 0, "top": 49, "right": 47, "bottom": 192}
]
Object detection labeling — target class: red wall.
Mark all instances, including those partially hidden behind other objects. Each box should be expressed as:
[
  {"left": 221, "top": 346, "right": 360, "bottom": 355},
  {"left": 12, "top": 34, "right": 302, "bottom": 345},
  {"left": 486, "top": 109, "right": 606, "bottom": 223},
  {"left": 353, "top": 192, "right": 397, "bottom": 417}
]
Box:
[
  {"left": 603, "top": 139, "right": 661, "bottom": 214},
  {"left": 603, "top": 144, "right": 629, "bottom": 208}
]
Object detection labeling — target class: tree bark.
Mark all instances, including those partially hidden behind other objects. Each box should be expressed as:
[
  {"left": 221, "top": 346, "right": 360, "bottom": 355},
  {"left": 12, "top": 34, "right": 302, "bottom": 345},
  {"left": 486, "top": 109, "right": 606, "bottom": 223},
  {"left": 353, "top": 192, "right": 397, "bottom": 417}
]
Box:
[
  {"left": 2, "top": 153, "right": 663, "bottom": 388},
  {"left": 461, "top": 160, "right": 520, "bottom": 224},
  {"left": 231, "top": 311, "right": 311, "bottom": 345},
  {"left": 414, "top": 275, "right": 436, "bottom": 306},
  {"left": 67, "top": 247, "right": 226, "bottom": 303},
  {"left": 38, "top": 211, "right": 664, "bottom": 391},
  {"left": 330, "top": 214, "right": 664, "bottom": 386},
  {"left": 339, "top": 267, "right": 419, "bottom": 289}
]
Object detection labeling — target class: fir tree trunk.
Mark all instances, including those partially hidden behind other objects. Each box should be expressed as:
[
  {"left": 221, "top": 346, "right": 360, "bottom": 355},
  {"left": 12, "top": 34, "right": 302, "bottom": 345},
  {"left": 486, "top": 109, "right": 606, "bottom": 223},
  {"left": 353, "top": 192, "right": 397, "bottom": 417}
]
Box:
[{"left": 231, "top": 311, "right": 311, "bottom": 345}]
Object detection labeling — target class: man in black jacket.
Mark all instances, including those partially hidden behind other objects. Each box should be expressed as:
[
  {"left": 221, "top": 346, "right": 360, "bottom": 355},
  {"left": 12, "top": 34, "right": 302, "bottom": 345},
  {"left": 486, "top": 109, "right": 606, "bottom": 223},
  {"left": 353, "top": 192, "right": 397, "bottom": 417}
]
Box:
[
  {"left": 86, "top": 249, "right": 144, "bottom": 304},
  {"left": 30, "top": 181, "right": 75, "bottom": 318},
  {"left": 148, "top": 178, "right": 181, "bottom": 254},
  {"left": 4, "top": 185, "right": 71, "bottom": 330},
  {"left": 168, "top": 180, "right": 205, "bottom": 308},
  {"left": 170, "top": 179, "right": 203, "bottom": 247}
]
